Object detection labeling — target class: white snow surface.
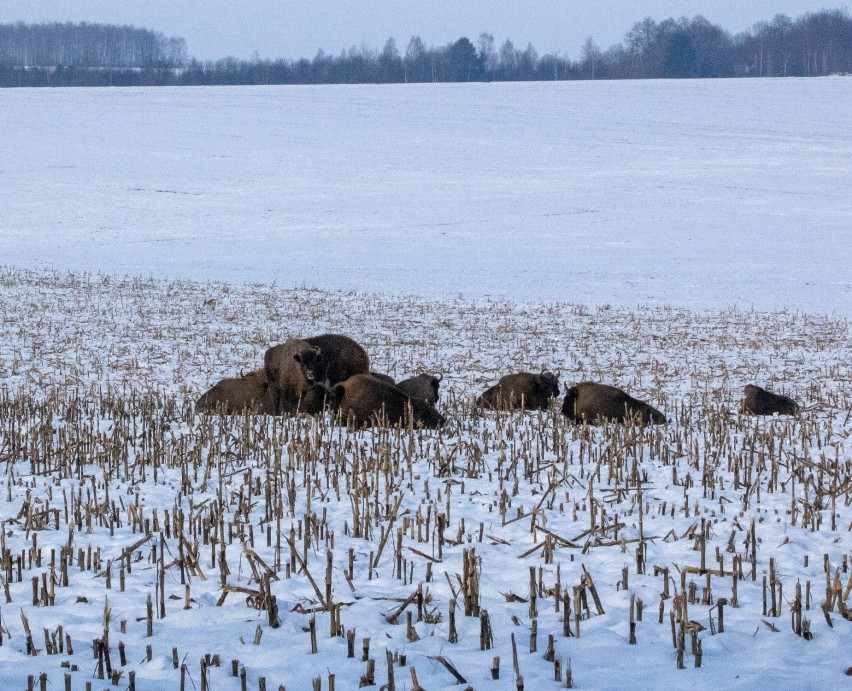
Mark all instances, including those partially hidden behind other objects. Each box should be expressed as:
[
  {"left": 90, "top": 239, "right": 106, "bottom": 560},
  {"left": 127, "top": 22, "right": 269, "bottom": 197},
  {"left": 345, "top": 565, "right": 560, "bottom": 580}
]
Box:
[{"left": 1, "top": 78, "right": 851, "bottom": 314}]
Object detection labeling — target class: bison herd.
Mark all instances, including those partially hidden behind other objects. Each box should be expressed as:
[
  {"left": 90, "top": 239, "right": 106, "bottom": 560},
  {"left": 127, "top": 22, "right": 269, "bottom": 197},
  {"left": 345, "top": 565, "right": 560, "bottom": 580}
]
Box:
[
  {"left": 196, "top": 333, "right": 801, "bottom": 427},
  {"left": 197, "top": 334, "right": 446, "bottom": 427}
]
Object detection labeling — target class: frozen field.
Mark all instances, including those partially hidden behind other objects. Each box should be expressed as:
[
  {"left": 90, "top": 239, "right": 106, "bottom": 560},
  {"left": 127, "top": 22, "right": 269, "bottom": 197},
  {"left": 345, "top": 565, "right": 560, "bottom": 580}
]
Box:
[
  {"left": 1, "top": 78, "right": 851, "bottom": 314},
  {"left": 0, "top": 78, "right": 850, "bottom": 690},
  {"left": 0, "top": 268, "right": 850, "bottom": 690}
]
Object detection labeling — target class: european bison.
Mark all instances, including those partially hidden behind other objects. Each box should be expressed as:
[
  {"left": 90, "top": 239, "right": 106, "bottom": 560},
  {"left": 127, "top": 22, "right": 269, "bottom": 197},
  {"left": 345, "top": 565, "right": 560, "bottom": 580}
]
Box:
[
  {"left": 302, "top": 334, "right": 370, "bottom": 388},
  {"left": 395, "top": 373, "right": 443, "bottom": 405},
  {"left": 264, "top": 334, "right": 370, "bottom": 415},
  {"left": 562, "top": 382, "right": 666, "bottom": 425},
  {"left": 332, "top": 374, "right": 445, "bottom": 429},
  {"left": 196, "top": 369, "right": 275, "bottom": 415},
  {"left": 741, "top": 384, "right": 800, "bottom": 416},
  {"left": 477, "top": 371, "right": 560, "bottom": 410},
  {"left": 263, "top": 338, "right": 329, "bottom": 414},
  {"left": 369, "top": 372, "right": 396, "bottom": 386}
]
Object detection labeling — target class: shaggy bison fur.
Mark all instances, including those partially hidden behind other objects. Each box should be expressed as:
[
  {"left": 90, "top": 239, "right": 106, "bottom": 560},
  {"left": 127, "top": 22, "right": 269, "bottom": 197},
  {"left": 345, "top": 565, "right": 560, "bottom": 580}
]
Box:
[
  {"left": 477, "top": 371, "right": 560, "bottom": 411},
  {"left": 741, "top": 384, "right": 800, "bottom": 416},
  {"left": 264, "top": 334, "right": 369, "bottom": 415},
  {"left": 264, "top": 338, "right": 329, "bottom": 415},
  {"left": 395, "top": 373, "right": 443, "bottom": 405},
  {"left": 332, "top": 374, "right": 444, "bottom": 429},
  {"left": 196, "top": 369, "right": 275, "bottom": 415},
  {"left": 302, "top": 334, "right": 370, "bottom": 388},
  {"left": 561, "top": 382, "right": 666, "bottom": 425}
]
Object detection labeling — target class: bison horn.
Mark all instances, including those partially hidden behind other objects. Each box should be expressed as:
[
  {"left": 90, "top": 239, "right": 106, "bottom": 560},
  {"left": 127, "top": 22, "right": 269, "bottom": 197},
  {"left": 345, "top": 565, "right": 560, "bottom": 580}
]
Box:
[{"left": 435, "top": 373, "right": 443, "bottom": 382}]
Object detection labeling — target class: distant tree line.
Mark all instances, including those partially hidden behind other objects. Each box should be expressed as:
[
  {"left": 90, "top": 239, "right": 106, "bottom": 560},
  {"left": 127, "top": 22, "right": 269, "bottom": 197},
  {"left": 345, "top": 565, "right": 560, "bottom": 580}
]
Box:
[
  {"left": 0, "top": 22, "right": 186, "bottom": 70},
  {"left": 582, "top": 11, "right": 852, "bottom": 79},
  {"left": 1, "top": 10, "right": 850, "bottom": 87}
]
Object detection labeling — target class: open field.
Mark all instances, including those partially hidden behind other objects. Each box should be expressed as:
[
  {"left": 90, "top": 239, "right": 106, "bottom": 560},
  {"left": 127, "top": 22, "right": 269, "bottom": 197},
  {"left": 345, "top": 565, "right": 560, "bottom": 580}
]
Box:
[
  {"left": 0, "top": 267, "right": 850, "bottom": 690},
  {"left": 1, "top": 79, "right": 851, "bottom": 313},
  {"left": 2, "top": 76, "right": 850, "bottom": 689}
]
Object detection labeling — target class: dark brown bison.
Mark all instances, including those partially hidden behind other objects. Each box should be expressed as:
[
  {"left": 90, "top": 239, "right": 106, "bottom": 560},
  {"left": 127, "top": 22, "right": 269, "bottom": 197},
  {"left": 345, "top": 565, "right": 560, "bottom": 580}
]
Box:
[
  {"left": 741, "top": 384, "right": 800, "bottom": 416},
  {"left": 369, "top": 372, "right": 396, "bottom": 386},
  {"left": 263, "top": 338, "right": 329, "bottom": 414},
  {"left": 561, "top": 382, "right": 666, "bottom": 425},
  {"left": 395, "top": 373, "right": 443, "bottom": 405},
  {"left": 332, "top": 374, "right": 445, "bottom": 429},
  {"left": 477, "top": 371, "right": 561, "bottom": 410},
  {"left": 196, "top": 369, "right": 275, "bottom": 415},
  {"left": 264, "top": 334, "right": 369, "bottom": 415},
  {"left": 302, "top": 334, "right": 370, "bottom": 388}
]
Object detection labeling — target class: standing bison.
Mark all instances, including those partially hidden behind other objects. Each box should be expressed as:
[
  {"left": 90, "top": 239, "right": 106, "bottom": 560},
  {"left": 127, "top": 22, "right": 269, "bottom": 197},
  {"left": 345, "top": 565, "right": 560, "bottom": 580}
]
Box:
[
  {"left": 332, "top": 374, "right": 444, "bottom": 428},
  {"left": 741, "top": 384, "right": 800, "bottom": 416},
  {"left": 395, "top": 373, "right": 443, "bottom": 405},
  {"left": 196, "top": 369, "right": 275, "bottom": 415},
  {"left": 477, "top": 371, "right": 560, "bottom": 410},
  {"left": 562, "top": 382, "right": 666, "bottom": 425}
]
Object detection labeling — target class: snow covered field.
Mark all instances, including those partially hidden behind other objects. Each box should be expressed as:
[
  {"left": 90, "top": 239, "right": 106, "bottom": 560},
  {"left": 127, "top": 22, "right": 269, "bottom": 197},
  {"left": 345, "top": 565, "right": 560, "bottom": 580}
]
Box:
[
  {"left": 0, "top": 79, "right": 850, "bottom": 690},
  {"left": 0, "top": 268, "right": 850, "bottom": 690},
  {"left": 1, "top": 78, "right": 851, "bottom": 313}
]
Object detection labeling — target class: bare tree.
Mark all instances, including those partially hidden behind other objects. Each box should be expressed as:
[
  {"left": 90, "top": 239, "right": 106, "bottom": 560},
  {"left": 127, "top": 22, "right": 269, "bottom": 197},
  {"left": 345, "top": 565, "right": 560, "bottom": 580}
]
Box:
[
  {"left": 477, "top": 32, "right": 497, "bottom": 78},
  {"left": 581, "top": 37, "right": 601, "bottom": 78}
]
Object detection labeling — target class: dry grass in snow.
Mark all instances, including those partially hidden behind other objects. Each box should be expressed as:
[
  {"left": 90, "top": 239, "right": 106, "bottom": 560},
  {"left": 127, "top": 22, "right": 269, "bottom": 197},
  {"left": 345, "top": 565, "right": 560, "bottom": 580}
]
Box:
[{"left": 0, "top": 267, "right": 850, "bottom": 690}]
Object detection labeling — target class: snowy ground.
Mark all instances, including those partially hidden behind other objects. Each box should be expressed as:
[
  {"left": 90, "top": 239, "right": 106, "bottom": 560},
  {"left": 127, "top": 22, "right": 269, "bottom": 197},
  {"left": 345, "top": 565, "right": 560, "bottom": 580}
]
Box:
[
  {"left": 1, "top": 79, "right": 851, "bottom": 313},
  {"left": 0, "top": 79, "right": 850, "bottom": 690},
  {"left": 0, "top": 268, "right": 849, "bottom": 691}
]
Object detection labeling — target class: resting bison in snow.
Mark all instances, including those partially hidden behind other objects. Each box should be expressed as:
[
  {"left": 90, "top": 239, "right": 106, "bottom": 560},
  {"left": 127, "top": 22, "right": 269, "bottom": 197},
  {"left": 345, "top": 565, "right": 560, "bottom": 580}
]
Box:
[
  {"left": 302, "top": 334, "right": 370, "bottom": 388},
  {"left": 196, "top": 369, "right": 275, "bottom": 415},
  {"left": 561, "top": 382, "right": 666, "bottom": 425},
  {"left": 395, "top": 373, "right": 443, "bottom": 405},
  {"left": 264, "top": 334, "right": 369, "bottom": 415},
  {"left": 477, "top": 371, "right": 561, "bottom": 410},
  {"left": 263, "top": 339, "right": 329, "bottom": 414},
  {"left": 369, "top": 372, "right": 396, "bottom": 386},
  {"left": 332, "top": 374, "right": 444, "bottom": 428},
  {"left": 741, "top": 384, "right": 800, "bottom": 416}
]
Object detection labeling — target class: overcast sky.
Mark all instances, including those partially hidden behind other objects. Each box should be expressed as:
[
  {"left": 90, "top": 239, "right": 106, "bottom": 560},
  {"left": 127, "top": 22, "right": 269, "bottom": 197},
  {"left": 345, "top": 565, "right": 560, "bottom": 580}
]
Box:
[{"left": 1, "top": 1, "right": 845, "bottom": 60}]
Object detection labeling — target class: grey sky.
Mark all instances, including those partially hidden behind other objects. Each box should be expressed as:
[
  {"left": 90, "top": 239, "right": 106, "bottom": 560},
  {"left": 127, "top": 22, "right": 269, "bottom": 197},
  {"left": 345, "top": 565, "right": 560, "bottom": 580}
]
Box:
[{"left": 1, "top": 2, "right": 845, "bottom": 60}]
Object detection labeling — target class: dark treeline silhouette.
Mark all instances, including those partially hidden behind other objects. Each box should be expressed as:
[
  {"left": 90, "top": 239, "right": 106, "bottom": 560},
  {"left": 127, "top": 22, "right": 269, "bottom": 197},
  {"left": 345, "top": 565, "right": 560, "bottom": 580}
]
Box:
[
  {"left": 2, "top": 10, "right": 851, "bottom": 87},
  {"left": 585, "top": 11, "right": 852, "bottom": 79}
]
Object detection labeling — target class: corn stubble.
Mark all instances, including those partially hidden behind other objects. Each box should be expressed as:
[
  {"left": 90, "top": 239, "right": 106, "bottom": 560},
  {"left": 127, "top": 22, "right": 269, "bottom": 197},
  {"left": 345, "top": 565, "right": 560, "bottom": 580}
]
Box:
[{"left": 0, "top": 267, "right": 850, "bottom": 689}]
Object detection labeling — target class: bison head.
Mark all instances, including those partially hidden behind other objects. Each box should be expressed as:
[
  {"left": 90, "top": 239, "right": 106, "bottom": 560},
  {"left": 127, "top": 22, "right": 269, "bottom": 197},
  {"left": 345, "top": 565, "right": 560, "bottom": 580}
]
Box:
[
  {"left": 294, "top": 345, "right": 321, "bottom": 382},
  {"left": 539, "top": 370, "right": 561, "bottom": 399}
]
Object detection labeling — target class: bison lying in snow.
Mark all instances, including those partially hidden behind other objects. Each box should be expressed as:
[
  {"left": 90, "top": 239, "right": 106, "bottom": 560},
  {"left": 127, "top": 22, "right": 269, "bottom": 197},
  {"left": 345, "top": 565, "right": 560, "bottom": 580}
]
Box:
[
  {"left": 332, "top": 374, "right": 444, "bottom": 429},
  {"left": 264, "top": 338, "right": 329, "bottom": 414},
  {"left": 264, "top": 334, "right": 369, "bottom": 415},
  {"left": 196, "top": 369, "right": 275, "bottom": 415},
  {"left": 741, "top": 384, "right": 800, "bottom": 416},
  {"left": 301, "top": 334, "right": 370, "bottom": 388},
  {"left": 477, "top": 371, "right": 560, "bottom": 411},
  {"left": 562, "top": 382, "right": 666, "bottom": 425},
  {"left": 395, "top": 373, "right": 443, "bottom": 405}
]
